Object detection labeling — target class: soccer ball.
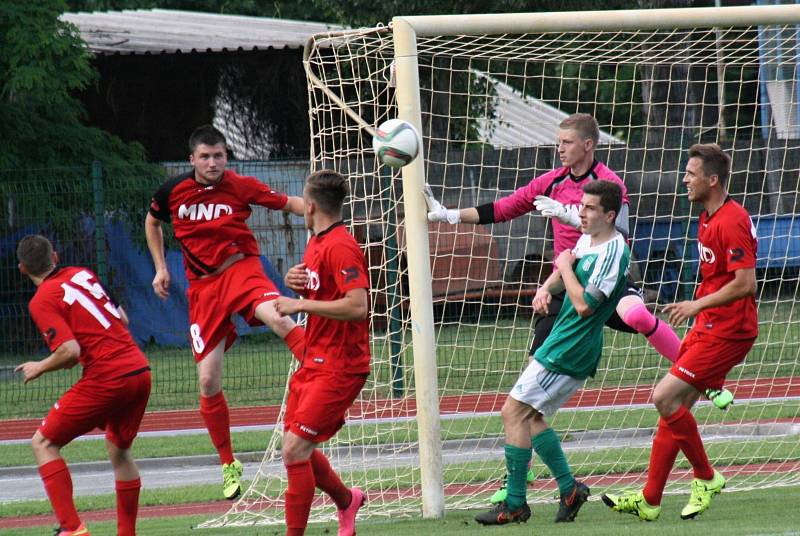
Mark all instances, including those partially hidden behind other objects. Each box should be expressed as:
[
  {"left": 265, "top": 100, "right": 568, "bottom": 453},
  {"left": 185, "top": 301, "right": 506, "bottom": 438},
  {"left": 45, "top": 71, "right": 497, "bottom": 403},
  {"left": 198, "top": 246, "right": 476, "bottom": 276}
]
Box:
[{"left": 372, "top": 119, "right": 421, "bottom": 168}]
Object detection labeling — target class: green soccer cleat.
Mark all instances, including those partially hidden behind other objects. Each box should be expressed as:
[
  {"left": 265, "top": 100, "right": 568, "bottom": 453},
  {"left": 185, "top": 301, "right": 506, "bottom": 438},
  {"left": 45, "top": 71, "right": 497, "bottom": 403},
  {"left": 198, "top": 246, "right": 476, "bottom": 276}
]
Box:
[
  {"left": 489, "top": 468, "right": 536, "bottom": 504},
  {"left": 681, "top": 470, "right": 725, "bottom": 519},
  {"left": 704, "top": 388, "right": 734, "bottom": 410},
  {"left": 222, "top": 459, "right": 244, "bottom": 500},
  {"left": 601, "top": 490, "right": 661, "bottom": 521}
]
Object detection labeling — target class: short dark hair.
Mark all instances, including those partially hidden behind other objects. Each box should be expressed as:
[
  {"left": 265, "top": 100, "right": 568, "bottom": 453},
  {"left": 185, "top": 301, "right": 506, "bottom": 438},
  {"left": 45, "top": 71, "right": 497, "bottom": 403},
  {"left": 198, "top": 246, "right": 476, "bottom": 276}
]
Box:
[
  {"left": 583, "top": 180, "right": 622, "bottom": 216},
  {"left": 17, "top": 235, "right": 54, "bottom": 277},
  {"left": 189, "top": 125, "right": 227, "bottom": 153},
  {"left": 688, "top": 143, "right": 730, "bottom": 185},
  {"left": 559, "top": 113, "right": 599, "bottom": 147},
  {"left": 305, "top": 170, "right": 349, "bottom": 215}
]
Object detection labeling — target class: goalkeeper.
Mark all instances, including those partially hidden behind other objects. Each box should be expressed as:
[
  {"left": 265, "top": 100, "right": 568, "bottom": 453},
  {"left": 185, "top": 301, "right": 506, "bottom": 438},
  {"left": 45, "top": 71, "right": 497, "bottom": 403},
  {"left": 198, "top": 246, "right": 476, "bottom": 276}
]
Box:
[{"left": 427, "top": 113, "right": 733, "bottom": 508}]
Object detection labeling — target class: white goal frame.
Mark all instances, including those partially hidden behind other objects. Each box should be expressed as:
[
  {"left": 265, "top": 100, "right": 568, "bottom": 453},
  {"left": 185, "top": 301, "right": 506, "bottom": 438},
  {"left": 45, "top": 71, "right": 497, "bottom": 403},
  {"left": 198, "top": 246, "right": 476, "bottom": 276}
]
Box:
[
  {"left": 389, "top": 3, "right": 800, "bottom": 519},
  {"left": 203, "top": 5, "right": 800, "bottom": 528}
]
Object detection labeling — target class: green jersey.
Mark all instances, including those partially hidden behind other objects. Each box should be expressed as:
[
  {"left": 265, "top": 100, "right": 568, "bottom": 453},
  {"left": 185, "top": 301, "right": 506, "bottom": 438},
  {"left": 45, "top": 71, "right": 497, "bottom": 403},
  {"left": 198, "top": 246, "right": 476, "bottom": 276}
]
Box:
[{"left": 535, "top": 232, "right": 630, "bottom": 380}]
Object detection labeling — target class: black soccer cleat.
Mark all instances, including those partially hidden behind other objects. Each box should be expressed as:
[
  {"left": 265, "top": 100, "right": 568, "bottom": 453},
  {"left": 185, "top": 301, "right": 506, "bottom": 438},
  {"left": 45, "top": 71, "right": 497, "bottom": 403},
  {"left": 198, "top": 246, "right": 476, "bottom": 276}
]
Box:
[
  {"left": 554, "top": 481, "right": 591, "bottom": 522},
  {"left": 474, "top": 501, "right": 532, "bottom": 525}
]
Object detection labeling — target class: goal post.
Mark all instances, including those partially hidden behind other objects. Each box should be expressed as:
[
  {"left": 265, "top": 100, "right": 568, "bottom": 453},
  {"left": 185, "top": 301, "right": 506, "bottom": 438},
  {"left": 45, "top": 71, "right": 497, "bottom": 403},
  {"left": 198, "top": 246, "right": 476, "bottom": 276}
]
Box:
[
  {"left": 203, "top": 4, "right": 800, "bottom": 528},
  {"left": 393, "top": 17, "right": 445, "bottom": 519}
]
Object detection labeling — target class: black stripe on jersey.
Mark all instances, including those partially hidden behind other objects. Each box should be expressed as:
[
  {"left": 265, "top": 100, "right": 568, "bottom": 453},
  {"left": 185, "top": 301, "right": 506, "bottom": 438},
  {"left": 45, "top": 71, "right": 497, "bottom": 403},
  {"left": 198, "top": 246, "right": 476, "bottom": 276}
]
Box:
[
  {"left": 178, "top": 239, "right": 215, "bottom": 276},
  {"left": 149, "top": 172, "right": 194, "bottom": 223},
  {"left": 543, "top": 160, "right": 600, "bottom": 197}
]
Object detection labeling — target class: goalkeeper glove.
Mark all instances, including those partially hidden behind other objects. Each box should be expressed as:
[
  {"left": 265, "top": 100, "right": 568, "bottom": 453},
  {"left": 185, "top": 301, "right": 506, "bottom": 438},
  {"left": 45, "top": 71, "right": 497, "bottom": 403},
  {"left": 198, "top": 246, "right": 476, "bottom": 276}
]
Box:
[
  {"left": 533, "top": 195, "right": 580, "bottom": 229},
  {"left": 424, "top": 183, "right": 461, "bottom": 224}
]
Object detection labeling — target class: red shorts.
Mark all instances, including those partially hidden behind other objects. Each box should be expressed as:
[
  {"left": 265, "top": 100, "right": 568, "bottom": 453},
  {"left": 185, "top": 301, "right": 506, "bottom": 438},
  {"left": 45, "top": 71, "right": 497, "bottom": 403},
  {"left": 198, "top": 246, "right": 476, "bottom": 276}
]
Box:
[
  {"left": 283, "top": 367, "right": 367, "bottom": 443},
  {"left": 187, "top": 256, "right": 281, "bottom": 361},
  {"left": 670, "top": 330, "right": 755, "bottom": 391},
  {"left": 39, "top": 369, "right": 151, "bottom": 449}
]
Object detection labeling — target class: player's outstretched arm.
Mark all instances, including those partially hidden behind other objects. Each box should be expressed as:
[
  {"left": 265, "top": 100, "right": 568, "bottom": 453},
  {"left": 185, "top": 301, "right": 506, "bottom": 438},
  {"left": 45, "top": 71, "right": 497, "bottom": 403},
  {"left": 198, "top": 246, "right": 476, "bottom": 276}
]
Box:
[
  {"left": 424, "top": 183, "right": 480, "bottom": 224},
  {"left": 533, "top": 195, "right": 581, "bottom": 229},
  {"left": 284, "top": 196, "right": 305, "bottom": 216},
  {"left": 15, "top": 340, "right": 80, "bottom": 384},
  {"left": 145, "top": 213, "right": 170, "bottom": 299}
]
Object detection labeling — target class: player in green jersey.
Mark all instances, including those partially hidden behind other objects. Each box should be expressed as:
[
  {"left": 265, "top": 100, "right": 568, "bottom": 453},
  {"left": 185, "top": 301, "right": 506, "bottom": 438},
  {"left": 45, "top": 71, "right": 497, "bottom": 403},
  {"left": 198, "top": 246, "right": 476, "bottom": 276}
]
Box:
[{"left": 475, "top": 180, "right": 629, "bottom": 526}]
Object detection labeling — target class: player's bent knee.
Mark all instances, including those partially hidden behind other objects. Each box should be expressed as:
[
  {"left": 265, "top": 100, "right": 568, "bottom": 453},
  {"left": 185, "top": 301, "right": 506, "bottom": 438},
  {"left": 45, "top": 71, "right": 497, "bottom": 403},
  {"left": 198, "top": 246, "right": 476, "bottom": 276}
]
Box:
[
  {"left": 198, "top": 375, "right": 222, "bottom": 397},
  {"left": 500, "top": 398, "right": 527, "bottom": 428},
  {"left": 31, "top": 430, "right": 59, "bottom": 457},
  {"left": 255, "top": 300, "right": 296, "bottom": 334},
  {"left": 620, "top": 303, "right": 656, "bottom": 334},
  {"left": 282, "top": 435, "right": 314, "bottom": 464},
  {"left": 652, "top": 387, "right": 681, "bottom": 416}
]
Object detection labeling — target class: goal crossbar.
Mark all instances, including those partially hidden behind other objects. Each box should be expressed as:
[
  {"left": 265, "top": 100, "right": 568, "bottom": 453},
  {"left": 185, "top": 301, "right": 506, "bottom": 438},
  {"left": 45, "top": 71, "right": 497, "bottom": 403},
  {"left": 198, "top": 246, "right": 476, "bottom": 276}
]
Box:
[{"left": 396, "top": 4, "right": 800, "bottom": 36}]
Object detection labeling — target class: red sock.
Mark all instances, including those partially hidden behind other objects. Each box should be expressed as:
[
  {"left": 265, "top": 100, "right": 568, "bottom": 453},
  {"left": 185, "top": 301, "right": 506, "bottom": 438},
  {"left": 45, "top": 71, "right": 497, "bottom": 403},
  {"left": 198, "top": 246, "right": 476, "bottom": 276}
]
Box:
[
  {"left": 39, "top": 459, "right": 81, "bottom": 531},
  {"left": 200, "top": 392, "right": 234, "bottom": 465},
  {"left": 284, "top": 326, "right": 306, "bottom": 361},
  {"left": 643, "top": 418, "right": 680, "bottom": 505},
  {"left": 664, "top": 406, "right": 714, "bottom": 480},
  {"left": 115, "top": 478, "right": 141, "bottom": 536},
  {"left": 285, "top": 460, "right": 315, "bottom": 534},
  {"left": 310, "top": 449, "right": 351, "bottom": 510}
]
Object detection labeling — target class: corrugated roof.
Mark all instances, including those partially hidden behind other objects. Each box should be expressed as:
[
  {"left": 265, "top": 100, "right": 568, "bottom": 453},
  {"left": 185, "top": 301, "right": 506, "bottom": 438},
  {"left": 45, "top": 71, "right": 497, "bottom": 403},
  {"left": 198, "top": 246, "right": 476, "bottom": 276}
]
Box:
[
  {"left": 60, "top": 9, "right": 342, "bottom": 55},
  {"left": 474, "top": 70, "right": 624, "bottom": 148}
]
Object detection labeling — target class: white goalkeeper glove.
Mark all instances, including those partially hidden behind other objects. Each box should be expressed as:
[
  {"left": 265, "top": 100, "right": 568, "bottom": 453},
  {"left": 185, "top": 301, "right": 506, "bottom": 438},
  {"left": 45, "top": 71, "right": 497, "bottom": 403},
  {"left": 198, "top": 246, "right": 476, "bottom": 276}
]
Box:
[
  {"left": 424, "top": 183, "right": 461, "bottom": 224},
  {"left": 533, "top": 195, "right": 580, "bottom": 229}
]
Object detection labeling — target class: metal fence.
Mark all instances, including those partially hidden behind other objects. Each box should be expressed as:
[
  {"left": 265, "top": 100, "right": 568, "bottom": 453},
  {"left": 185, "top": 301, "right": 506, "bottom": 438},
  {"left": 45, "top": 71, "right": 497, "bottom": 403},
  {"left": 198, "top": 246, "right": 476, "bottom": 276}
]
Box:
[
  {"left": 2, "top": 146, "right": 799, "bottom": 420},
  {"left": 0, "top": 160, "right": 310, "bottom": 419}
]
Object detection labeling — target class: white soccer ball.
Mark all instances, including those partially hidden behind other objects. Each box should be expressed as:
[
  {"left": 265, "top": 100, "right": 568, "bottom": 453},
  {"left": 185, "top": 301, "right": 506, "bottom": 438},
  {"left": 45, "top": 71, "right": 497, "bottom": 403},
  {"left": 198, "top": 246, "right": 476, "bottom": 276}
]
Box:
[{"left": 372, "top": 119, "right": 421, "bottom": 168}]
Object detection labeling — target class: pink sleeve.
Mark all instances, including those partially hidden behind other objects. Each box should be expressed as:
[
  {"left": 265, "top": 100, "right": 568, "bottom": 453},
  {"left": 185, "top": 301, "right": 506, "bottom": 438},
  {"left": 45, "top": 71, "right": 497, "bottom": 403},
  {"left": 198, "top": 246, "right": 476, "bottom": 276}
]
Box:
[
  {"left": 492, "top": 171, "right": 553, "bottom": 223},
  {"left": 595, "top": 163, "right": 630, "bottom": 205}
]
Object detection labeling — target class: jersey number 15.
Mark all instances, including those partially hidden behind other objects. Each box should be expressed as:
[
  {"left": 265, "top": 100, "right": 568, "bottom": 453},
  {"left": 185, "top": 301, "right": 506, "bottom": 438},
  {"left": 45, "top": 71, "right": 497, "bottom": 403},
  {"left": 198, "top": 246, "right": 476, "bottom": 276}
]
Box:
[{"left": 61, "top": 270, "right": 122, "bottom": 329}]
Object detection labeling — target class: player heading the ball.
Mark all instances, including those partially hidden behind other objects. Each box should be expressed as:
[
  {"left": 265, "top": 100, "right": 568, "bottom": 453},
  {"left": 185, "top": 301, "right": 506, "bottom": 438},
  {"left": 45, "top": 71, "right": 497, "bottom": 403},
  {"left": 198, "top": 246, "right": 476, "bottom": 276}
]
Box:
[{"left": 144, "top": 125, "right": 307, "bottom": 500}]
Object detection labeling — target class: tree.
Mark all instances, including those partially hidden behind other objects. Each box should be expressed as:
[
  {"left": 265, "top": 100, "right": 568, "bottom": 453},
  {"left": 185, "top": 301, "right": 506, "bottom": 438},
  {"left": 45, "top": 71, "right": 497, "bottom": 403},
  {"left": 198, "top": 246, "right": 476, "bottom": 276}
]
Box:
[{"left": 0, "top": 0, "right": 155, "bottom": 168}]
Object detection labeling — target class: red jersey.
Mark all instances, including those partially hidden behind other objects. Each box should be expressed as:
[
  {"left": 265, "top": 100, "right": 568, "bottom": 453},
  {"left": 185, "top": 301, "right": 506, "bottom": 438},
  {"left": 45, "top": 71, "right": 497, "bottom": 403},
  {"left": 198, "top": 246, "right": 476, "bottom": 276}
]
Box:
[
  {"left": 301, "top": 222, "right": 371, "bottom": 374},
  {"left": 28, "top": 266, "right": 148, "bottom": 381},
  {"left": 694, "top": 198, "right": 758, "bottom": 339},
  {"left": 149, "top": 169, "right": 288, "bottom": 281}
]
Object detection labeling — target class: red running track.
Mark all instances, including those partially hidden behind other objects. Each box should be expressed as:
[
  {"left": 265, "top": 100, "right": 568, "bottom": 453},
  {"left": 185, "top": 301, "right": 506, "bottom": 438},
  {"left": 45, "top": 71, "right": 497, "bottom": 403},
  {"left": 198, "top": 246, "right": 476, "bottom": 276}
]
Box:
[
  {"left": 2, "top": 460, "right": 798, "bottom": 530},
  {"left": 2, "top": 376, "right": 798, "bottom": 441}
]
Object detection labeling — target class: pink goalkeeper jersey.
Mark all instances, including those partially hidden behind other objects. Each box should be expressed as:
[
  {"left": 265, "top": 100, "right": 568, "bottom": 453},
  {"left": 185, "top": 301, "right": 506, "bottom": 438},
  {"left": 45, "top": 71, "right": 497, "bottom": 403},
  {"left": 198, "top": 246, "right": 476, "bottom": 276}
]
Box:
[{"left": 493, "top": 161, "right": 629, "bottom": 259}]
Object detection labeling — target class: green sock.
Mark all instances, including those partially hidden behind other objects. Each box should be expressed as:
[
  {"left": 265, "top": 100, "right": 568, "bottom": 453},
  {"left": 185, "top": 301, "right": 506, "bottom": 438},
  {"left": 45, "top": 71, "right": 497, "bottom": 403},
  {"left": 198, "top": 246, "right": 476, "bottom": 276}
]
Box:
[
  {"left": 504, "top": 444, "right": 532, "bottom": 510},
  {"left": 532, "top": 427, "right": 575, "bottom": 495}
]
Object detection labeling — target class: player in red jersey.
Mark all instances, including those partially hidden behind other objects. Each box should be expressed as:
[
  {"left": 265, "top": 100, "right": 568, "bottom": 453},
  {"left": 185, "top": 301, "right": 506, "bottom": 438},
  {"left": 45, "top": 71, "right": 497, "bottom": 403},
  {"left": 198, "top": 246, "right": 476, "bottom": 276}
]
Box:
[
  {"left": 273, "top": 170, "right": 370, "bottom": 536},
  {"left": 603, "top": 143, "right": 758, "bottom": 521},
  {"left": 144, "top": 125, "right": 307, "bottom": 499},
  {"left": 15, "top": 235, "right": 151, "bottom": 536}
]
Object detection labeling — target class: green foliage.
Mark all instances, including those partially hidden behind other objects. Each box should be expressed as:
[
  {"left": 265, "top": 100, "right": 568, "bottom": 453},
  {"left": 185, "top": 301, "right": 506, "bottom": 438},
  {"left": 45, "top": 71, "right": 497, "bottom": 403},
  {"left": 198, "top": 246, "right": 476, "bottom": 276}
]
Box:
[{"left": 0, "top": 0, "right": 154, "bottom": 169}]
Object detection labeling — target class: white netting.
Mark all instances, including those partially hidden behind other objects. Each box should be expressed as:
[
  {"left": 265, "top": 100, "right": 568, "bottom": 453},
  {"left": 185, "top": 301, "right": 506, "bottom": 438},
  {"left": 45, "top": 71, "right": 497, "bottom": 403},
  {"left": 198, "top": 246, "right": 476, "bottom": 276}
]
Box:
[{"left": 203, "top": 12, "right": 800, "bottom": 528}]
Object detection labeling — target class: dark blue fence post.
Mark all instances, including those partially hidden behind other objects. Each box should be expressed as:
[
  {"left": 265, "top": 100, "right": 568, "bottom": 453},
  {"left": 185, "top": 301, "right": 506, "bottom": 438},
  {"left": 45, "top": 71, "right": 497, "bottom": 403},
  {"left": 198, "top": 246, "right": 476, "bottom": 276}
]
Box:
[{"left": 92, "top": 160, "right": 107, "bottom": 283}]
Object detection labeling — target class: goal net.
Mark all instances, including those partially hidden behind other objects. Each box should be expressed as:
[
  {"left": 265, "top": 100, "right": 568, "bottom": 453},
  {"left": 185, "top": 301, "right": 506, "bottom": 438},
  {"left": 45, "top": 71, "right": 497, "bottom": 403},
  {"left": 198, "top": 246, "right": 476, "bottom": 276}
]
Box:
[{"left": 203, "top": 5, "right": 800, "bottom": 527}]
